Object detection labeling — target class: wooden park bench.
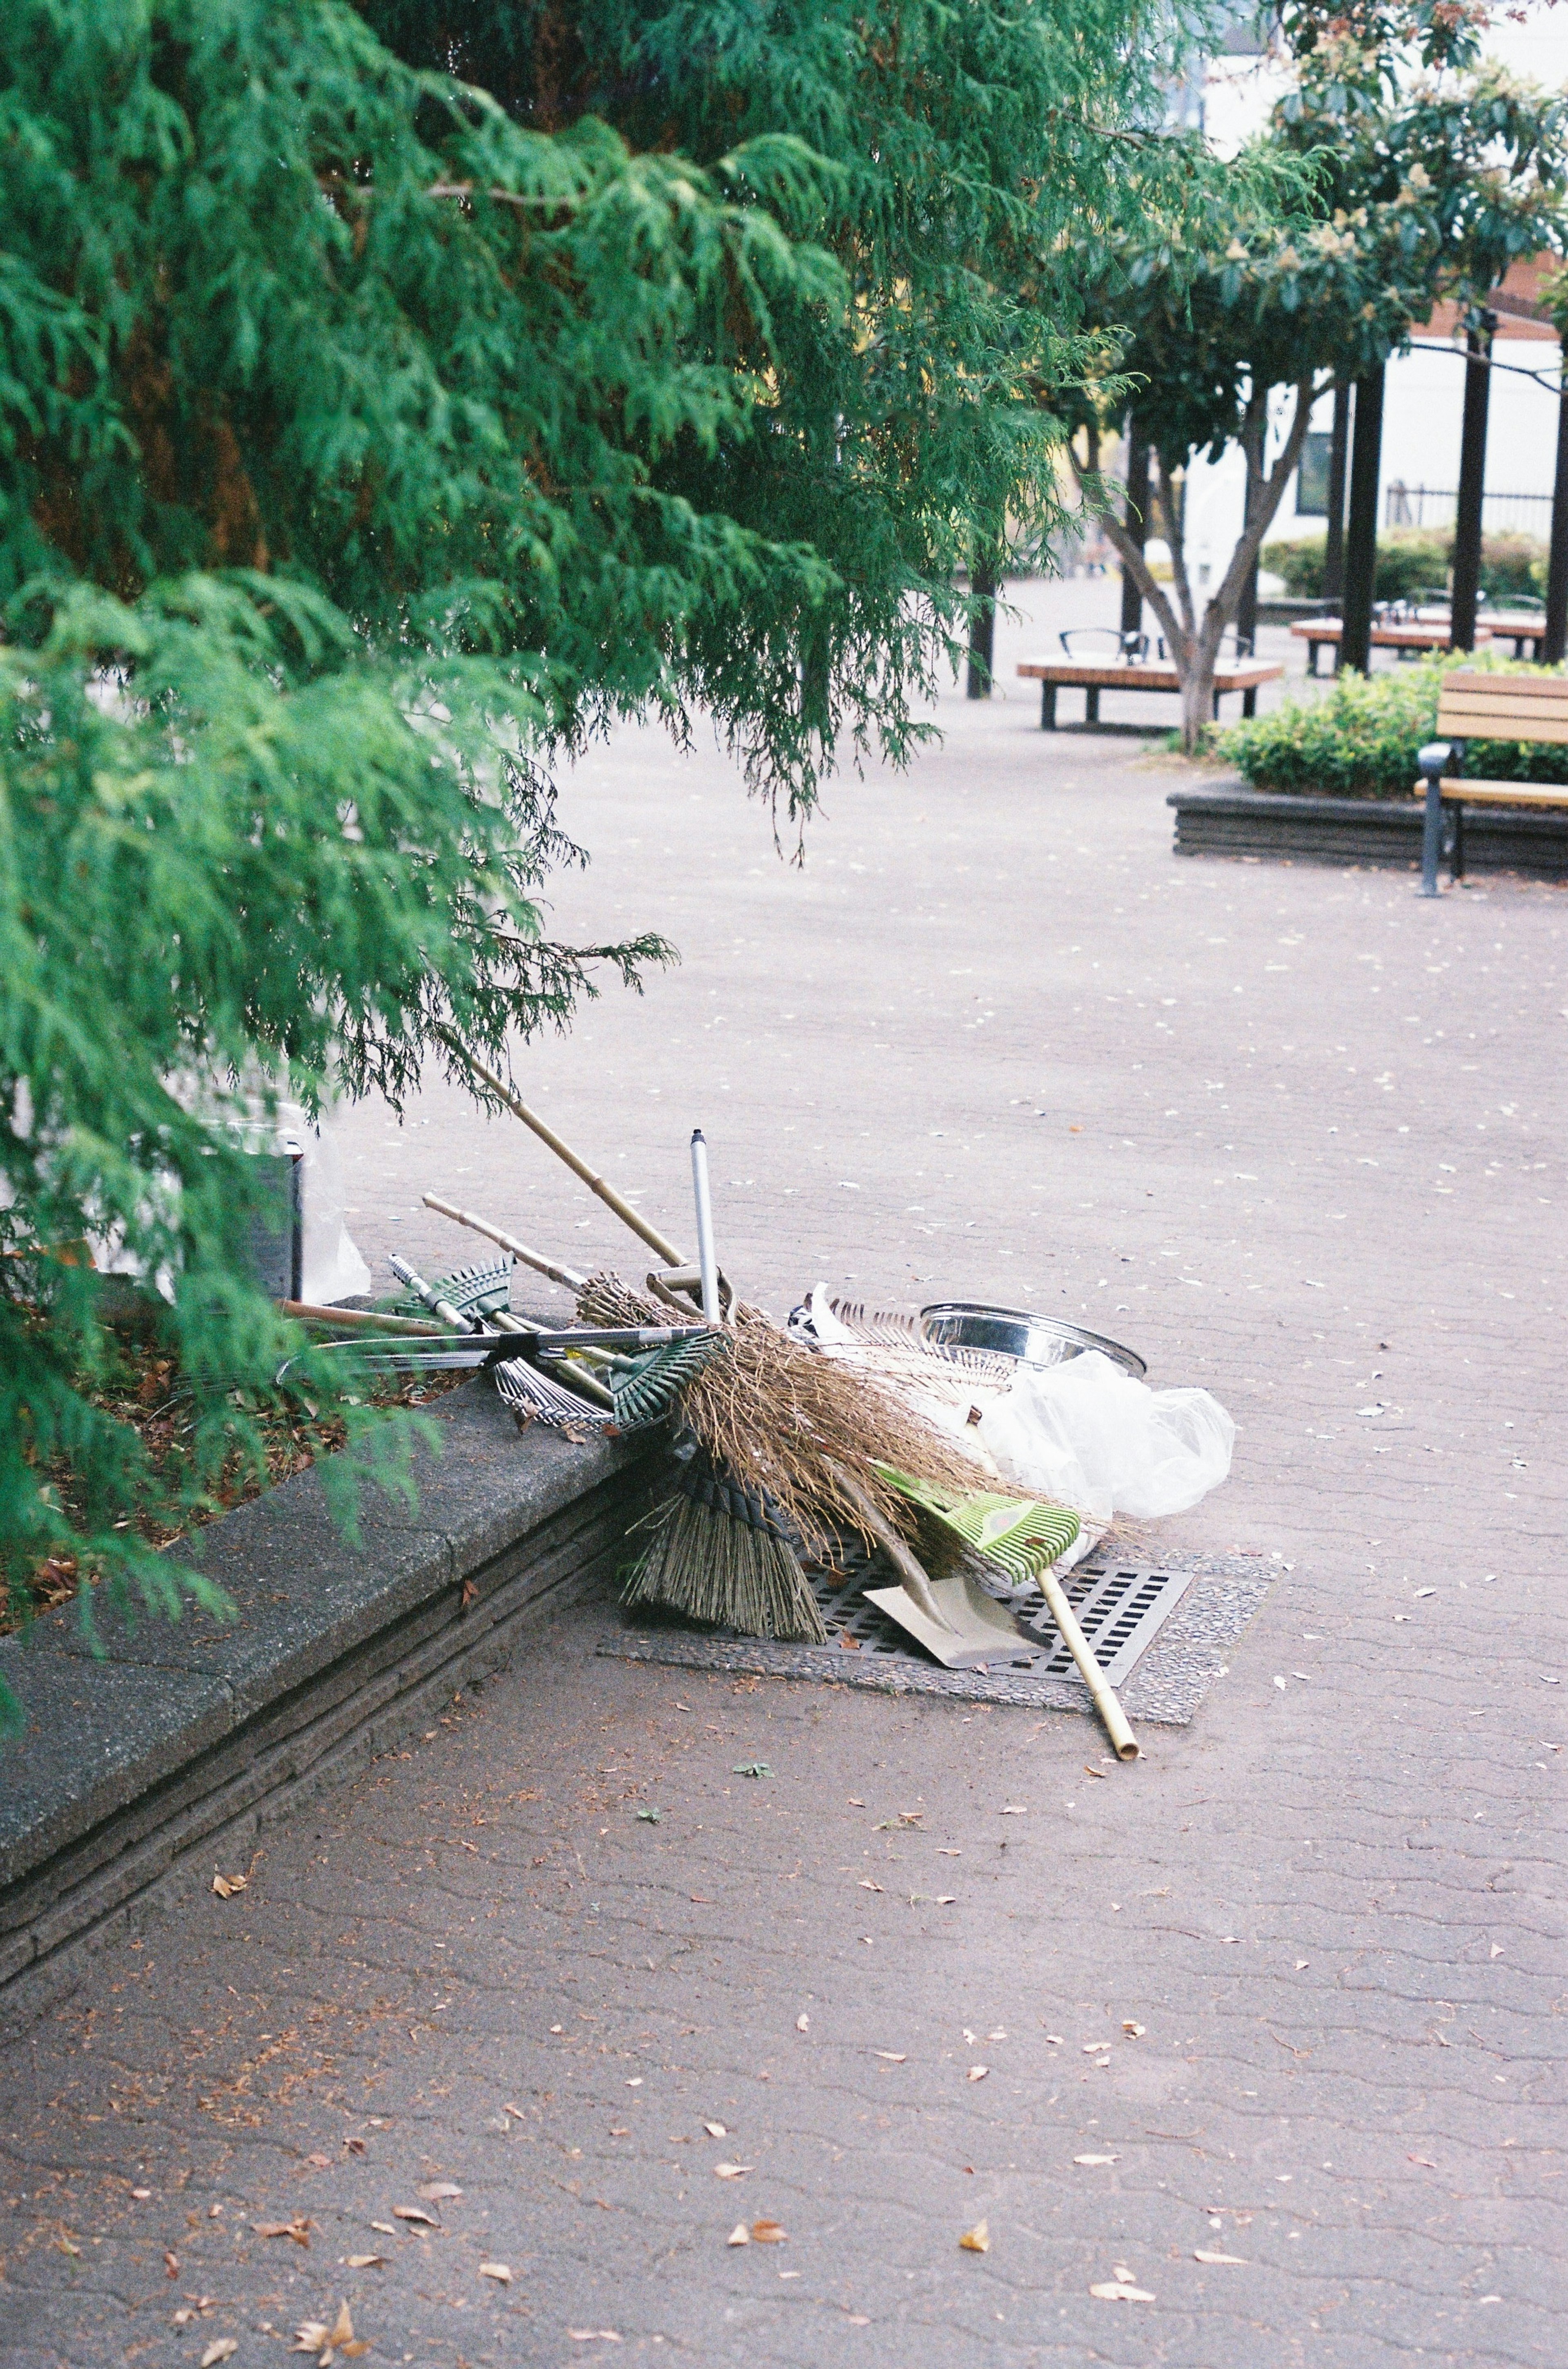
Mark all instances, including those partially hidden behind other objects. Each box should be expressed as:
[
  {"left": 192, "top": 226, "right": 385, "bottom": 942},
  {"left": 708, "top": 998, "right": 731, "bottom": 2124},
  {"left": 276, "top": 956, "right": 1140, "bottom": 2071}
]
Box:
[
  {"left": 1418, "top": 669, "right": 1568, "bottom": 895},
  {"left": 1291, "top": 615, "right": 1495, "bottom": 676},
  {"left": 1018, "top": 628, "right": 1281, "bottom": 729}
]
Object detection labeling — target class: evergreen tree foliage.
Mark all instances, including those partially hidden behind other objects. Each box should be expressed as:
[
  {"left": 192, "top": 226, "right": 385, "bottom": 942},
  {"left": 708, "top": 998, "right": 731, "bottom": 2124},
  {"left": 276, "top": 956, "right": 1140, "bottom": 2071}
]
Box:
[{"left": 1, "top": 0, "right": 1210, "bottom": 1693}]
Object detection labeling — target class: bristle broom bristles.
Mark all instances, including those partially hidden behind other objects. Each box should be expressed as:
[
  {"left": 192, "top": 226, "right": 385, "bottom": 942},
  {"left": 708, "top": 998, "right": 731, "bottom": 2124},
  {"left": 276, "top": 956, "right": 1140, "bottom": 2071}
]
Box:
[{"left": 624, "top": 1494, "right": 827, "bottom": 1644}]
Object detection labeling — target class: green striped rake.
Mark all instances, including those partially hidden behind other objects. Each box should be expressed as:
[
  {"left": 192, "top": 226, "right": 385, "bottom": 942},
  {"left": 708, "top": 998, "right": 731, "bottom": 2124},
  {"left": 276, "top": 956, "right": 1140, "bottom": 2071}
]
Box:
[{"left": 878, "top": 1469, "right": 1138, "bottom": 1759}]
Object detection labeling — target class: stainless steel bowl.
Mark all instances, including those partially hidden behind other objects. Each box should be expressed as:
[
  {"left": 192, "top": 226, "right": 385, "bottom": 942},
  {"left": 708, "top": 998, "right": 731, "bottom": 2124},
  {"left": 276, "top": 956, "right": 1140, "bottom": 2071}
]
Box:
[{"left": 919, "top": 1302, "right": 1146, "bottom": 1380}]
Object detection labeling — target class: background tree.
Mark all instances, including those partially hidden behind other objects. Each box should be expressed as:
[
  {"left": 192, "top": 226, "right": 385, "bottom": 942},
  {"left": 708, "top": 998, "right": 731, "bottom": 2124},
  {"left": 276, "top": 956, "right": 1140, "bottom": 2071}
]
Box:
[
  {"left": 1070, "top": 18, "right": 1568, "bottom": 750},
  {"left": 1, "top": 0, "right": 1209, "bottom": 1688}
]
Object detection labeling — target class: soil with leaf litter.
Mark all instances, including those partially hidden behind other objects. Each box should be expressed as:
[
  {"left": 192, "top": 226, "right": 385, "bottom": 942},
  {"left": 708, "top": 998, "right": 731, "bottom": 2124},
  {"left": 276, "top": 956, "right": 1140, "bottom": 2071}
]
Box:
[{"left": 9, "top": 1321, "right": 461, "bottom": 1638}]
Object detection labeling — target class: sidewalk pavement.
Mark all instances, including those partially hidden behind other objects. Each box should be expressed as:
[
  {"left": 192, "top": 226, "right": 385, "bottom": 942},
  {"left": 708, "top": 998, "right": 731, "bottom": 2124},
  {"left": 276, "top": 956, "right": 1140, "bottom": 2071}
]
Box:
[{"left": 1, "top": 616, "right": 1563, "bottom": 2367}]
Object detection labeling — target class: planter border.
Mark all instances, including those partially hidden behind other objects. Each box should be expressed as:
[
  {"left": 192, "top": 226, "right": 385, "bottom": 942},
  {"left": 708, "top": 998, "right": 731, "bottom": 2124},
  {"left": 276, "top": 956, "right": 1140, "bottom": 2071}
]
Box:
[
  {"left": 0, "top": 1382, "right": 659, "bottom": 2032},
  {"left": 1168, "top": 781, "right": 1568, "bottom": 876}
]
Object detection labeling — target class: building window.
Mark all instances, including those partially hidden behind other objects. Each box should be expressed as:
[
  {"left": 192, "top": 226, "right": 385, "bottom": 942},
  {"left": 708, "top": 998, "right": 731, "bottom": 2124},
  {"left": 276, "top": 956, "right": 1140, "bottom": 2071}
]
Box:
[{"left": 1296, "top": 430, "right": 1332, "bottom": 517}]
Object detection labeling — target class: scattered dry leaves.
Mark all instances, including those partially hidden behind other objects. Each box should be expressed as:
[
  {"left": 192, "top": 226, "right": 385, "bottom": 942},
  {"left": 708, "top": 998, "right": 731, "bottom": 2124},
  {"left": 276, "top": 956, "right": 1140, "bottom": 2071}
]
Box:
[
  {"left": 1090, "top": 2280, "right": 1155, "bottom": 2302},
  {"left": 292, "top": 2298, "right": 368, "bottom": 2361},
  {"left": 416, "top": 2180, "right": 461, "bottom": 2202},
  {"left": 727, "top": 2223, "right": 750, "bottom": 2246},
  {"left": 959, "top": 2221, "right": 989, "bottom": 2253},
  {"left": 1194, "top": 2249, "right": 1247, "bottom": 2265},
  {"left": 255, "top": 2217, "right": 312, "bottom": 2247},
  {"left": 212, "top": 1873, "right": 247, "bottom": 1899},
  {"left": 713, "top": 2163, "right": 752, "bottom": 2179},
  {"left": 478, "top": 2261, "right": 512, "bottom": 2284},
  {"left": 200, "top": 2343, "right": 239, "bottom": 2368},
  {"left": 391, "top": 2204, "right": 438, "bottom": 2226}
]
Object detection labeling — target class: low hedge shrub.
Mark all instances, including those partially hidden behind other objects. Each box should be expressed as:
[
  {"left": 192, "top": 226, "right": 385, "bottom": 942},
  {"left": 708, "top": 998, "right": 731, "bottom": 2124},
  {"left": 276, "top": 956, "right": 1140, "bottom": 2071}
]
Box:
[
  {"left": 1216, "top": 653, "right": 1568, "bottom": 800},
  {"left": 1262, "top": 528, "right": 1548, "bottom": 606}
]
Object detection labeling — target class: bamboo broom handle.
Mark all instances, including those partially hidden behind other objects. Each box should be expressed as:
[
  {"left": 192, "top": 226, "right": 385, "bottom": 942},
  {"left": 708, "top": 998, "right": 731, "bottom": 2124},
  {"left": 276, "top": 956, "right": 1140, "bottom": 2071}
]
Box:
[
  {"left": 435, "top": 1029, "right": 687, "bottom": 1267},
  {"left": 421, "top": 1194, "right": 588, "bottom": 1292},
  {"left": 279, "top": 1300, "right": 444, "bottom": 1338},
  {"left": 1037, "top": 1563, "right": 1140, "bottom": 1762}
]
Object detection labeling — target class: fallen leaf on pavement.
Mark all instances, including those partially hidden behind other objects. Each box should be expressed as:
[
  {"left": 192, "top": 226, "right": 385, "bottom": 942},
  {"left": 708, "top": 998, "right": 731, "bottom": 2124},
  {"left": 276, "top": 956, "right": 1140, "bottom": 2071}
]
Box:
[
  {"left": 200, "top": 2344, "right": 239, "bottom": 2368},
  {"left": 714, "top": 2163, "right": 753, "bottom": 2179},
  {"left": 1090, "top": 2281, "right": 1155, "bottom": 2302},
  {"left": 795, "top": 2014, "right": 809, "bottom": 2032},
  {"left": 1074, "top": 2154, "right": 1118, "bottom": 2167},
  {"left": 255, "top": 2217, "right": 312, "bottom": 2247},
  {"left": 733, "top": 1763, "right": 773, "bottom": 1778},
  {"left": 727, "top": 2224, "right": 750, "bottom": 2246},
  {"left": 369, "top": 2221, "right": 395, "bottom": 2235},
  {"left": 392, "top": 2204, "right": 438, "bottom": 2226},
  {"left": 704, "top": 2122, "right": 727, "bottom": 2137},
  {"left": 751, "top": 2219, "right": 786, "bottom": 2244},
  {"left": 1083, "top": 1765, "right": 1107, "bottom": 1779},
  {"left": 164, "top": 2250, "right": 179, "bottom": 2277},
  {"left": 1193, "top": 2249, "right": 1247, "bottom": 2265},
  {"left": 874, "top": 2051, "right": 906, "bottom": 2063},
  {"left": 1408, "top": 2154, "right": 1439, "bottom": 2169},
  {"left": 345, "top": 2255, "right": 385, "bottom": 2269},
  {"left": 417, "top": 2181, "right": 462, "bottom": 2202},
  {"left": 292, "top": 2298, "right": 367, "bottom": 2361},
  {"left": 479, "top": 2261, "right": 512, "bottom": 2284},
  {"left": 1122, "top": 2021, "right": 1146, "bottom": 2037},
  {"left": 967, "top": 2066, "right": 988, "bottom": 2082},
  {"left": 568, "top": 2332, "right": 623, "bottom": 2343},
  {"left": 959, "top": 2221, "right": 989, "bottom": 2253},
  {"left": 1000, "top": 1805, "right": 1027, "bottom": 1815},
  {"left": 858, "top": 1878, "right": 884, "bottom": 1892},
  {"left": 212, "top": 1873, "right": 247, "bottom": 1899},
  {"left": 344, "top": 2137, "right": 366, "bottom": 2157}
]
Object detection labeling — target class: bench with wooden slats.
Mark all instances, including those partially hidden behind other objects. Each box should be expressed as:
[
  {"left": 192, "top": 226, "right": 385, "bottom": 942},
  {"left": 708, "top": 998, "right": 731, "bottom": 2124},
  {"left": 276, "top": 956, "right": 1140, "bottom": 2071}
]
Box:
[{"left": 1418, "top": 671, "right": 1568, "bottom": 894}]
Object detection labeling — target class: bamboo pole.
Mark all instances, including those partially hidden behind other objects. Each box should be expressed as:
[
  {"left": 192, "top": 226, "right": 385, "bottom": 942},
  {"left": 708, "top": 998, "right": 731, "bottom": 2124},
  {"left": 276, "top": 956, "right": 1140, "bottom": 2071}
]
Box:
[
  {"left": 421, "top": 1194, "right": 587, "bottom": 1292},
  {"left": 1037, "top": 1563, "right": 1140, "bottom": 1761},
  {"left": 435, "top": 1028, "right": 686, "bottom": 1267},
  {"left": 279, "top": 1300, "right": 443, "bottom": 1337}
]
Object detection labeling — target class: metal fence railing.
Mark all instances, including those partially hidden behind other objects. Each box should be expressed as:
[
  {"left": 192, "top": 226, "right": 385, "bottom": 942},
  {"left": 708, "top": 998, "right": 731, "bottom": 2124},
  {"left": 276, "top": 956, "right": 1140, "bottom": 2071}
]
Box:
[{"left": 1384, "top": 483, "right": 1555, "bottom": 535}]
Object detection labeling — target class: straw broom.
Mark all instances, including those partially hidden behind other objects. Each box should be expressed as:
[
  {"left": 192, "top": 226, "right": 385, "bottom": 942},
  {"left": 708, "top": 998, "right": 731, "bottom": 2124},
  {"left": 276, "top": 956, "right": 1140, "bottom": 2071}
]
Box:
[{"left": 432, "top": 1041, "right": 994, "bottom": 1641}]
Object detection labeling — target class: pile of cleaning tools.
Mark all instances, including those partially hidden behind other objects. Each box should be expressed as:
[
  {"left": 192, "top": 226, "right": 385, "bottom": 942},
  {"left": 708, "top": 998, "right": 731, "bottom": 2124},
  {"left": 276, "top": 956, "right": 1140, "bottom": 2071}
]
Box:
[{"left": 412, "top": 1047, "right": 1156, "bottom": 1772}]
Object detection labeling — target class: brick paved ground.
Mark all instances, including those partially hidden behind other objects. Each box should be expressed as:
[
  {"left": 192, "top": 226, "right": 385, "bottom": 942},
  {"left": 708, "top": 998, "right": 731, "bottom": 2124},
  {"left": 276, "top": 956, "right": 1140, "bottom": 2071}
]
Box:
[{"left": 2, "top": 576, "right": 1564, "bottom": 2367}]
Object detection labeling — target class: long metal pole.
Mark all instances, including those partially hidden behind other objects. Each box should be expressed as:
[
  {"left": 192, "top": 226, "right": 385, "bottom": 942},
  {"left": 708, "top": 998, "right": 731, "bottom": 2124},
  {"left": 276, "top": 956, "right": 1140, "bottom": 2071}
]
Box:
[
  {"left": 1120, "top": 418, "right": 1151, "bottom": 640},
  {"left": 1545, "top": 377, "right": 1568, "bottom": 666},
  {"left": 1340, "top": 366, "right": 1385, "bottom": 673},
  {"left": 1323, "top": 382, "right": 1351, "bottom": 606},
  {"left": 1450, "top": 316, "right": 1494, "bottom": 653}
]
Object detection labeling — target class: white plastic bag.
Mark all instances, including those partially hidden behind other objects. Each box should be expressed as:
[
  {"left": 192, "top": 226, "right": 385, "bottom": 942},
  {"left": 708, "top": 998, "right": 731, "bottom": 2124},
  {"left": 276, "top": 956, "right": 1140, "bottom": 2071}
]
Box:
[{"left": 976, "top": 1350, "right": 1234, "bottom": 1522}]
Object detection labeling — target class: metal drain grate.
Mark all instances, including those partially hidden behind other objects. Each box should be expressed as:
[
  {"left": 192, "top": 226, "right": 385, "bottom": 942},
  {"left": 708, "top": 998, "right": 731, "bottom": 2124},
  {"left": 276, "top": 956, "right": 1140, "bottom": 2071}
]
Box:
[{"left": 806, "top": 1548, "right": 1194, "bottom": 1685}]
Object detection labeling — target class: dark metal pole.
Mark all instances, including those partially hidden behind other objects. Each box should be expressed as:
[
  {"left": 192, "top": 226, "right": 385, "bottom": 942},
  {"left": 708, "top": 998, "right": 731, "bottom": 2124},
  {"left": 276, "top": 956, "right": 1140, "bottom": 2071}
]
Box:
[
  {"left": 1120, "top": 419, "right": 1150, "bottom": 640},
  {"left": 1323, "top": 381, "right": 1351, "bottom": 605},
  {"left": 1450, "top": 314, "right": 1494, "bottom": 653},
  {"left": 1544, "top": 375, "right": 1568, "bottom": 666},
  {"left": 965, "top": 549, "right": 998, "bottom": 698},
  {"left": 1340, "top": 365, "right": 1385, "bottom": 674}
]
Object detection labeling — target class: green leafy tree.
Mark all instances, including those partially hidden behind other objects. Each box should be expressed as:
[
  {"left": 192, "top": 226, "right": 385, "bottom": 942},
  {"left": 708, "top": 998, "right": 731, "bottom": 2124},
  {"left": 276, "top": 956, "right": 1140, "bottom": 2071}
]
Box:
[
  {"left": 1071, "top": 13, "right": 1568, "bottom": 749},
  {"left": 1, "top": 0, "right": 1210, "bottom": 1697}
]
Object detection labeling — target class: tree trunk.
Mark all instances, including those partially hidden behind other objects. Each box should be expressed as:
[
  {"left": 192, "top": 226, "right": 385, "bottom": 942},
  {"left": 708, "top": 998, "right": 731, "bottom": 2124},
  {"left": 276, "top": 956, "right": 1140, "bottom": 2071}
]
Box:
[{"left": 966, "top": 549, "right": 999, "bottom": 698}]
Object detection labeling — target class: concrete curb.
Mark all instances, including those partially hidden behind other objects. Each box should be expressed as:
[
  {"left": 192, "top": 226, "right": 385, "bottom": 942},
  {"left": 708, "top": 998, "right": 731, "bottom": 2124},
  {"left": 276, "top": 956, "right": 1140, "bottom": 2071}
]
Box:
[
  {"left": 0, "top": 1382, "right": 659, "bottom": 2032},
  {"left": 1168, "top": 782, "right": 1568, "bottom": 874}
]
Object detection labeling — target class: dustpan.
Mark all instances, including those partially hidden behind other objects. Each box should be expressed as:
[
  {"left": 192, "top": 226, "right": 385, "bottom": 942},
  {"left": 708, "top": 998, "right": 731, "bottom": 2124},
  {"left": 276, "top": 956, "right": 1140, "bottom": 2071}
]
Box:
[{"left": 826, "top": 1462, "right": 1071, "bottom": 1671}]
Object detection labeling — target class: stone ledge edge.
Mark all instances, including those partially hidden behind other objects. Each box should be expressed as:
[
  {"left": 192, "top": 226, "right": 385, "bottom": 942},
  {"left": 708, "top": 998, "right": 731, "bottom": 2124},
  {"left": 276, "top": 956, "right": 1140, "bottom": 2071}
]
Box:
[{"left": 0, "top": 1383, "right": 660, "bottom": 2028}]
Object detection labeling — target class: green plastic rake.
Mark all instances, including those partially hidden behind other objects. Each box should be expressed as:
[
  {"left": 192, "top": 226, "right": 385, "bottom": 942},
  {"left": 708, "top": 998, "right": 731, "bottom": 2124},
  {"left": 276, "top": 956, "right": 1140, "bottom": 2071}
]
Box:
[{"left": 877, "top": 1467, "right": 1138, "bottom": 1761}]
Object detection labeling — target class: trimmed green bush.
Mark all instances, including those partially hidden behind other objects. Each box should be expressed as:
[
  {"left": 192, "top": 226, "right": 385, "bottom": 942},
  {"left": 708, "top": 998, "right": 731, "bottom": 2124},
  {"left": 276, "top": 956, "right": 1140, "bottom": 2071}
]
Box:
[
  {"left": 1262, "top": 528, "right": 1548, "bottom": 606},
  {"left": 1217, "top": 653, "right": 1568, "bottom": 800}
]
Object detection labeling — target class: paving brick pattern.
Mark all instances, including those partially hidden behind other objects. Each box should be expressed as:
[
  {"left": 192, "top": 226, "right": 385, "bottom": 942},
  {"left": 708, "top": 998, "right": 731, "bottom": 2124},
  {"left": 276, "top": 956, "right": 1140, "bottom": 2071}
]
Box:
[{"left": 2, "top": 584, "right": 1564, "bottom": 2366}]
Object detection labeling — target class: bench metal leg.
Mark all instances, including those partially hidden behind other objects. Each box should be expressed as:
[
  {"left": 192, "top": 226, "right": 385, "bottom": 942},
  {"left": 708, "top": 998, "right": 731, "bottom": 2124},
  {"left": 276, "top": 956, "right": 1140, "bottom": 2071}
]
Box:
[
  {"left": 1307, "top": 641, "right": 1322, "bottom": 677},
  {"left": 1040, "top": 681, "right": 1056, "bottom": 730},
  {"left": 1212, "top": 686, "right": 1222, "bottom": 721},
  {"left": 1452, "top": 802, "right": 1466, "bottom": 882},
  {"left": 1420, "top": 778, "right": 1443, "bottom": 896},
  {"left": 1242, "top": 686, "right": 1257, "bottom": 718},
  {"left": 1084, "top": 685, "right": 1100, "bottom": 726}
]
